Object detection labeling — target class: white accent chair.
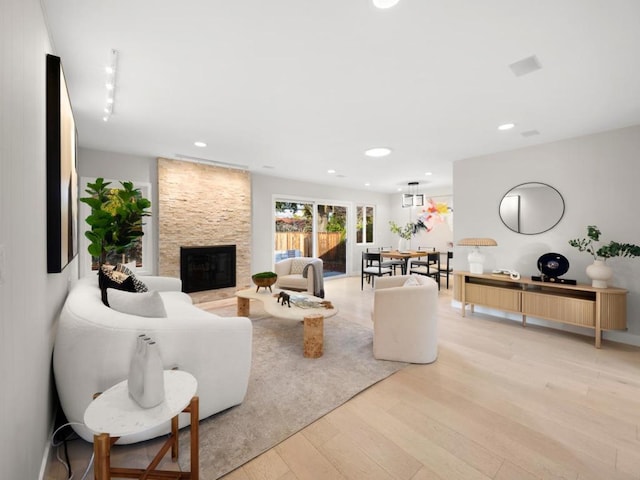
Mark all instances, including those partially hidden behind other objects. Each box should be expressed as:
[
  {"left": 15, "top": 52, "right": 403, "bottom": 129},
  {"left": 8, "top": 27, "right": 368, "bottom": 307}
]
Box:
[
  {"left": 371, "top": 275, "right": 438, "bottom": 364},
  {"left": 274, "top": 257, "right": 322, "bottom": 294}
]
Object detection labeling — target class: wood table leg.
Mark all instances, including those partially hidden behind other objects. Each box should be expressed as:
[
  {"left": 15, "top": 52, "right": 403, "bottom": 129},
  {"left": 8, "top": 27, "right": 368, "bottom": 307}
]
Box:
[
  {"left": 171, "top": 415, "right": 179, "bottom": 461},
  {"left": 237, "top": 296, "right": 250, "bottom": 316},
  {"left": 190, "top": 396, "right": 199, "bottom": 480},
  {"left": 94, "top": 433, "right": 111, "bottom": 480},
  {"left": 304, "top": 314, "right": 324, "bottom": 358}
]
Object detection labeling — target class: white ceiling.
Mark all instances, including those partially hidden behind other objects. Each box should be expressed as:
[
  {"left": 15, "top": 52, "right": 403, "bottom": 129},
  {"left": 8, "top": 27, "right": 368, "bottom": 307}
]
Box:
[{"left": 41, "top": 0, "right": 640, "bottom": 193}]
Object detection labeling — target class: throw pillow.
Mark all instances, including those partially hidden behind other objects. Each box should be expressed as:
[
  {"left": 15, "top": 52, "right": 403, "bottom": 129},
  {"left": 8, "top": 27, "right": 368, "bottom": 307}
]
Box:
[
  {"left": 403, "top": 275, "right": 420, "bottom": 287},
  {"left": 99, "top": 265, "right": 137, "bottom": 306},
  {"left": 122, "top": 260, "right": 137, "bottom": 272},
  {"left": 290, "top": 259, "right": 308, "bottom": 275},
  {"left": 115, "top": 263, "right": 148, "bottom": 293},
  {"left": 106, "top": 289, "right": 167, "bottom": 318}
]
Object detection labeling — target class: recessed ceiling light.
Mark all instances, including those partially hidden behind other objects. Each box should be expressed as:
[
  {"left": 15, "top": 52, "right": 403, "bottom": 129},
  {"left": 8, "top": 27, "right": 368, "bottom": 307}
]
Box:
[
  {"left": 373, "top": 0, "right": 400, "bottom": 9},
  {"left": 498, "top": 123, "right": 516, "bottom": 131},
  {"left": 364, "top": 147, "right": 392, "bottom": 158},
  {"left": 521, "top": 129, "right": 540, "bottom": 137},
  {"left": 327, "top": 169, "right": 336, "bottom": 174},
  {"left": 364, "top": 182, "right": 371, "bottom": 187},
  {"left": 424, "top": 172, "right": 433, "bottom": 176},
  {"left": 194, "top": 141, "right": 207, "bottom": 147}
]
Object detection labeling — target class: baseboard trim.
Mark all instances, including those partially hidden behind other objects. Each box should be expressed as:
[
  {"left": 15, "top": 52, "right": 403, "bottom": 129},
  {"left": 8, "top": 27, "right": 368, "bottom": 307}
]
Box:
[{"left": 38, "top": 421, "right": 55, "bottom": 480}]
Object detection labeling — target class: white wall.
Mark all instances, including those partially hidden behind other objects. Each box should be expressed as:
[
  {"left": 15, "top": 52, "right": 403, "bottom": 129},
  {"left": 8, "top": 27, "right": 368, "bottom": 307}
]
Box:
[
  {"left": 0, "top": 1, "right": 75, "bottom": 478},
  {"left": 388, "top": 191, "right": 454, "bottom": 252},
  {"left": 78, "top": 147, "right": 157, "bottom": 184},
  {"left": 251, "top": 174, "right": 396, "bottom": 275},
  {"left": 453, "top": 125, "right": 640, "bottom": 343}
]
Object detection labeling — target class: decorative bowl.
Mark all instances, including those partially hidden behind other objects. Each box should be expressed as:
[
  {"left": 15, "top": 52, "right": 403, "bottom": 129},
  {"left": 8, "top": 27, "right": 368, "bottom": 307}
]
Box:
[{"left": 251, "top": 272, "right": 278, "bottom": 292}]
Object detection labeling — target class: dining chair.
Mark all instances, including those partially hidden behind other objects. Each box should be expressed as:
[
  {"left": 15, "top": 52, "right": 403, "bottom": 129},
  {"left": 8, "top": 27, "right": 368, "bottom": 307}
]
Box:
[
  {"left": 365, "top": 247, "right": 401, "bottom": 275},
  {"left": 409, "top": 246, "right": 437, "bottom": 270},
  {"left": 409, "top": 251, "right": 441, "bottom": 289},
  {"left": 438, "top": 251, "right": 454, "bottom": 289},
  {"left": 361, "top": 252, "right": 393, "bottom": 289},
  {"left": 376, "top": 246, "right": 404, "bottom": 274}
]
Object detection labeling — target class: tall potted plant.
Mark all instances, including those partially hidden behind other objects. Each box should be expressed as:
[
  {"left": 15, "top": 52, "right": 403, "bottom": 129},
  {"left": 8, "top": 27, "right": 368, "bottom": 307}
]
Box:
[
  {"left": 80, "top": 178, "right": 151, "bottom": 267},
  {"left": 568, "top": 225, "right": 640, "bottom": 287}
]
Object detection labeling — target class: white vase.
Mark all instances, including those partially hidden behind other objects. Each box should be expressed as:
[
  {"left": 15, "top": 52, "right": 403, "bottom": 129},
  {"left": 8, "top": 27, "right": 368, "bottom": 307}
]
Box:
[
  {"left": 128, "top": 334, "right": 147, "bottom": 401},
  {"left": 130, "top": 338, "right": 165, "bottom": 408},
  {"left": 398, "top": 238, "right": 407, "bottom": 252},
  {"left": 586, "top": 259, "right": 613, "bottom": 288}
]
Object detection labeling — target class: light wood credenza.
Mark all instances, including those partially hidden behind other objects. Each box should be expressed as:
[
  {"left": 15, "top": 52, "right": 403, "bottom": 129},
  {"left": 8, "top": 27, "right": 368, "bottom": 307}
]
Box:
[{"left": 453, "top": 271, "right": 627, "bottom": 348}]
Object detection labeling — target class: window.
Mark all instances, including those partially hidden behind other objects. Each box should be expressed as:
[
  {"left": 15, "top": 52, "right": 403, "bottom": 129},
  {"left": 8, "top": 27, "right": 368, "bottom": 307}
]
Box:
[{"left": 356, "top": 205, "right": 374, "bottom": 244}]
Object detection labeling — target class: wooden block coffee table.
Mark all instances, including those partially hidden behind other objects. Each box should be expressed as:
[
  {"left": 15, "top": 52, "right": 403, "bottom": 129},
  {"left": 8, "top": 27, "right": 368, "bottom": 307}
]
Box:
[{"left": 236, "top": 288, "right": 338, "bottom": 358}]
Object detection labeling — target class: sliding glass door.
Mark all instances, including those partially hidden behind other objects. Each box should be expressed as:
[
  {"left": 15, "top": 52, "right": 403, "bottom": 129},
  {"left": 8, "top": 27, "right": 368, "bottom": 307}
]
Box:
[
  {"left": 315, "top": 203, "right": 346, "bottom": 276},
  {"left": 274, "top": 199, "right": 347, "bottom": 277}
]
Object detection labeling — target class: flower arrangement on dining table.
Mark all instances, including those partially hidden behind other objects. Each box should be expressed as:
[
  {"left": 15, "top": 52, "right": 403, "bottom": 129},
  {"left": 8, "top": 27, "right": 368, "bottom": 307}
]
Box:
[{"left": 389, "top": 199, "right": 452, "bottom": 240}]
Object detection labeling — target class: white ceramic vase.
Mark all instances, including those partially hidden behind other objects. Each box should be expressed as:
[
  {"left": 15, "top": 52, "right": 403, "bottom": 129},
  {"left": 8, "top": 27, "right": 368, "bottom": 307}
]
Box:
[
  {"left": 129, "top": 336, "right": 165, "bottom": 408},
  {"left": 139, "top": 340, "right": 165, "bottom": 408},
  {"left": 398, "top": 238, "right": 408, "bottom": 252},
  {"left": 128, "top": 334, "right": 147, "bottom": 401},
  {"left": 586, "top": 259, "right": 613, "bottom": 288}
]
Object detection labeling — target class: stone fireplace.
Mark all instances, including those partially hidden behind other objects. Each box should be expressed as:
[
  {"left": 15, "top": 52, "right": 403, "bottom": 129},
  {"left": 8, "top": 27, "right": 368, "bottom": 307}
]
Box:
[{"left": 158, "top": 158, "right": 251, "bottom": 303}]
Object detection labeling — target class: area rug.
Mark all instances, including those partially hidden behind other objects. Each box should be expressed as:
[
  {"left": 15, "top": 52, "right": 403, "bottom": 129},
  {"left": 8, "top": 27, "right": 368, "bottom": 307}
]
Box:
[{"left": 179, "top": 306, "right": 407, "bottom": 479}]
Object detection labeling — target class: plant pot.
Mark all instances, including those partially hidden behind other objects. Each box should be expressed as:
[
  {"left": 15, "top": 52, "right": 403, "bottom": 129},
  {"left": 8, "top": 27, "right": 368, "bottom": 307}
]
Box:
[
  {"left": 252, "top": 273, "right": 278, "bottom": 292},
  {"left": 586, "top": 260, "right": 613, "bottom": 288}
]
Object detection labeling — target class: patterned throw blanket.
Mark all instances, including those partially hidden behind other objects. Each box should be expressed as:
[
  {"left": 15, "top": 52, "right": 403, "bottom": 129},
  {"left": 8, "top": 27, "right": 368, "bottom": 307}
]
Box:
[{"left": 302, "top": 260, "right": 324, "bottom": 298}]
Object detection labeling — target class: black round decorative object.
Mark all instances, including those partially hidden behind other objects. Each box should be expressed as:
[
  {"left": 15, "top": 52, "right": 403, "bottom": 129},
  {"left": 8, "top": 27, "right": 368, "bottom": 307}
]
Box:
[{"left": 537, "top": 252, "right": 569, "bottom": 278}]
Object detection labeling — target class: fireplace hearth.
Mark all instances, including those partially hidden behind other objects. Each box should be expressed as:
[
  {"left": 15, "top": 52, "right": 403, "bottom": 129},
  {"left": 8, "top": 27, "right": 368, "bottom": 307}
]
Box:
[{"left": 180, "top": 245, "right": 236, "bottom": 293}]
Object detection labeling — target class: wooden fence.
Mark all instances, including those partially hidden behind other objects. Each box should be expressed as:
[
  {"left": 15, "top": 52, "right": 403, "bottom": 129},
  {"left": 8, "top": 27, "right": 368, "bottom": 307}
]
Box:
[{"left": 275, "top": 232, "right": 346, "bottom": 272}]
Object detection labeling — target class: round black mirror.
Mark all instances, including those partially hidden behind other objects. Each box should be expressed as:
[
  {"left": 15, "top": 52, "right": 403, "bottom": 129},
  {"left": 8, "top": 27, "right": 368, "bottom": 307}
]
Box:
[{"left": 499, "top": 182, "right": 565, "bottom": 235}]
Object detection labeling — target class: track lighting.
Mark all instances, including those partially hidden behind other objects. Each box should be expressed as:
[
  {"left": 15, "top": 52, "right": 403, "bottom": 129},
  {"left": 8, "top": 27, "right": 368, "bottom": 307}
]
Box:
[{"left": 103, "top": 49, "right": 118, "bottom": 122}]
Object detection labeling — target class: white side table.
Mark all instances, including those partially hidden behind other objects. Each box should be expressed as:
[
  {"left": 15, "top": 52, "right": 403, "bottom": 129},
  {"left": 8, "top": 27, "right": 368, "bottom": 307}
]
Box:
[{"left": 84, "top": 370, "right": 199, "bottom": 479}]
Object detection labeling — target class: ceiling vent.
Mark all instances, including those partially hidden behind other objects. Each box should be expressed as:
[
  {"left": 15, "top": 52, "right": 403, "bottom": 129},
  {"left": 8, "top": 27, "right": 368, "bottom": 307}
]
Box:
[
  {"left": 509, "top": 55, "right": 542, "bottom": 77},
  {"left": 175, "top": 154, "right": 248, "bottom": 170},
  {"left": 521, "top": 130, "right": 541, "bottom": 137}
]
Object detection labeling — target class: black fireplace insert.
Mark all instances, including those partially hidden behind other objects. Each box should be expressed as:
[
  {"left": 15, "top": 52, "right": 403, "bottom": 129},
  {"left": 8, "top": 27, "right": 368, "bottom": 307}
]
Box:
[{"left": 180, "top": 245, "right": 236, "bottom": 293}]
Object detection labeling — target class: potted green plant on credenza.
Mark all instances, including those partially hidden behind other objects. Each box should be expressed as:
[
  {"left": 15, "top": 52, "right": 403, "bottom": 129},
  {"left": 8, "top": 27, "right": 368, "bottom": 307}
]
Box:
[
  {"left": 80, "top": 178, "right": 151, "bottom": 267},
  {"left": 569, "top": 225, "right": 640, "bottom": 288}
]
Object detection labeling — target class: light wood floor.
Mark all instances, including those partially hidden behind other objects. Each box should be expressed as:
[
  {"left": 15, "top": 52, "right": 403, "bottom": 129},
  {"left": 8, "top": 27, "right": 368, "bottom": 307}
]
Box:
[{"left": 46, "top": 276, "right": 640, "bottom": 480}]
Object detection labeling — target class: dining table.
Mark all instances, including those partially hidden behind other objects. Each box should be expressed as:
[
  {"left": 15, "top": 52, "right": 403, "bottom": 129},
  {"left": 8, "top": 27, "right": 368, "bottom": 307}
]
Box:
[{"left": 380, "top": 249, "right": 438, "bottom": 275}]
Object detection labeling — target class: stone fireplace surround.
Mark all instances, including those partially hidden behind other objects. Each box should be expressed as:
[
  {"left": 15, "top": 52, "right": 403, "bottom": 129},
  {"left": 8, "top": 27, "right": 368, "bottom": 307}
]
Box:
[{"left": 158, "top": 158, "right": 251, "bottom": 303}]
